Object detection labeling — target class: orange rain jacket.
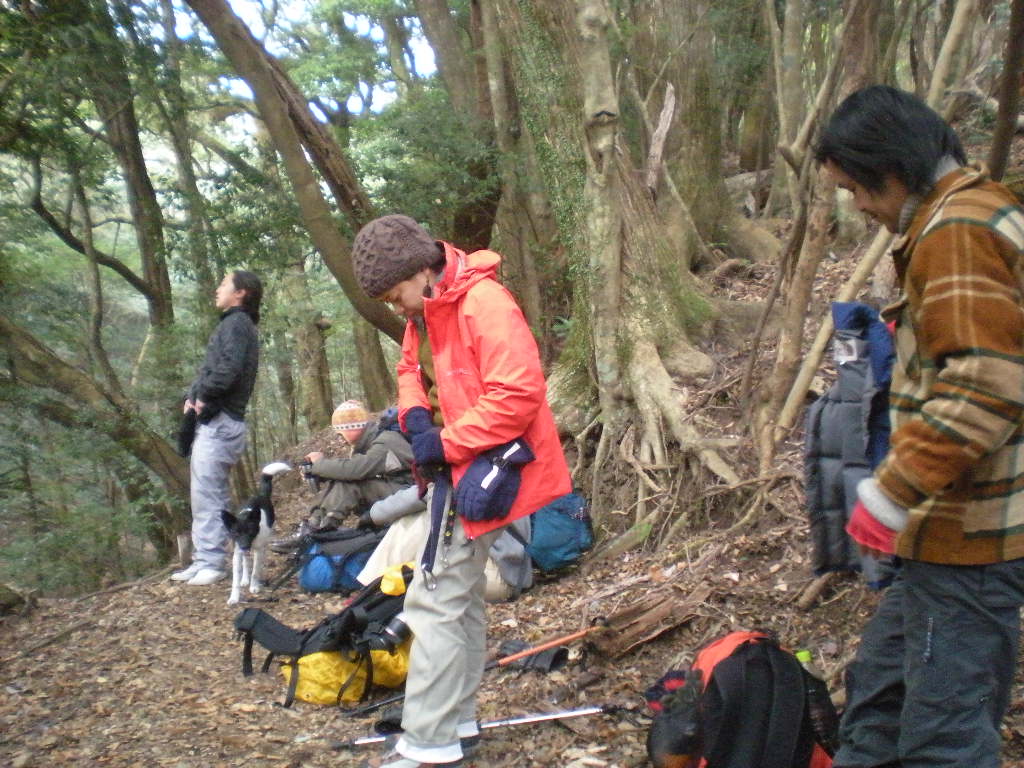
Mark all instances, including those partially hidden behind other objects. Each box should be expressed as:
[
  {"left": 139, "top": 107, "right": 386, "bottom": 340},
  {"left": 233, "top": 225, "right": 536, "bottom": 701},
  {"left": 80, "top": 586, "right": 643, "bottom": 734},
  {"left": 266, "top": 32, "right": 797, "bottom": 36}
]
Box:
[{"left": 397, "top": 242, "right": 571, "bottom": 539}]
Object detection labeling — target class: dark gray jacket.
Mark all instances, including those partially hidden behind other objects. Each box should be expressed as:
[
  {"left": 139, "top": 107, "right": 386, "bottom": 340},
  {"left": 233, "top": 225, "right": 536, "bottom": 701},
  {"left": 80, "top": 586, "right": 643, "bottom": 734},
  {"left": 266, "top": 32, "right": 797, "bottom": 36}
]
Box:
[
  {"left": 804, "top": 307, "right": 894, "bottom": 589},
  {"left": 188, "top": 307, "right": 259, "bottom": 421}
]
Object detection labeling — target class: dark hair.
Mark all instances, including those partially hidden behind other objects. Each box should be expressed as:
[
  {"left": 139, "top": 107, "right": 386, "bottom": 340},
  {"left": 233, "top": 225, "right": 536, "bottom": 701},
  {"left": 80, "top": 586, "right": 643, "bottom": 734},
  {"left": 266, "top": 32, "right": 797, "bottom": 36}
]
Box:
[
  {"left": 815, "top": 85, "right": 966, "bottom": 195},
  {"left": 231, "top": 270, "right": 263, "bottom": 325}
]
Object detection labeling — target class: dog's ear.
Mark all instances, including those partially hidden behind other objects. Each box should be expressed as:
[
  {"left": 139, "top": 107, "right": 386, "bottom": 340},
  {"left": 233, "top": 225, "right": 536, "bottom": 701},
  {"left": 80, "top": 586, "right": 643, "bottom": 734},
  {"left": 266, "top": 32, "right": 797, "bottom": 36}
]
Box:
[{"left": 221, "top": 509, "right": 238, "bottom": 532}]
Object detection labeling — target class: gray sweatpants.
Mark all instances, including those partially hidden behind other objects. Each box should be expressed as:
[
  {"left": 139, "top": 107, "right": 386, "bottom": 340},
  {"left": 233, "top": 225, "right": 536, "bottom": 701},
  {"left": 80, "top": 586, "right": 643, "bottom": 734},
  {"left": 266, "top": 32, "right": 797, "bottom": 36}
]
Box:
[
  {"left": 835, "top": 557, "right": 1024, "bottom": 768},
  {"left": 395, "top": 483, "right": 503, "bottom": 764},
  {"left": 189, "top": 412, "right": 247, "bottom": 570}
]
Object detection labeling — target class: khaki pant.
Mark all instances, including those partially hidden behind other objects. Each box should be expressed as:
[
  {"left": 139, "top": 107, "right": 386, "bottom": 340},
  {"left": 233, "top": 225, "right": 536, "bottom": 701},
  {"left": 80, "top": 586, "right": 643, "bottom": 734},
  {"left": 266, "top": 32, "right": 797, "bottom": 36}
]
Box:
[
  {"left": 307, "top": 477, "right": 404, "bottom": 529},
  {"left": 394, "top": 484, "right": 503, "bottom": 764}
]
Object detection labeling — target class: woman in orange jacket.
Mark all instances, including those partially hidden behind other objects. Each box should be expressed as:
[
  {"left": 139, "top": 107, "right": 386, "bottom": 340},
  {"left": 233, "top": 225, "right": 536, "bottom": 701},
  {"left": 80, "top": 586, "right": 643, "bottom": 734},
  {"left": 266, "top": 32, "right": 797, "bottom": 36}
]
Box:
[{"left": 352, "top": 214, "right": 570, "bottom": 768}]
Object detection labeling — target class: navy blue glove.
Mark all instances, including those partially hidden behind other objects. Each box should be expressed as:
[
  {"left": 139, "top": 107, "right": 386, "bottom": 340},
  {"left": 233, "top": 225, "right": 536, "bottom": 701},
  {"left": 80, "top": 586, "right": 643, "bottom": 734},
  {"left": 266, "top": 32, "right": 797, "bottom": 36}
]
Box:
[
  {"left": 455, "top": 439, "right": 535, "bottom": 522},
  {"left": 411, "top": 427, "right": 446, "bottom": 468},
  {"left": 404, "top": 406, "right": 434, "bottom": 437}
]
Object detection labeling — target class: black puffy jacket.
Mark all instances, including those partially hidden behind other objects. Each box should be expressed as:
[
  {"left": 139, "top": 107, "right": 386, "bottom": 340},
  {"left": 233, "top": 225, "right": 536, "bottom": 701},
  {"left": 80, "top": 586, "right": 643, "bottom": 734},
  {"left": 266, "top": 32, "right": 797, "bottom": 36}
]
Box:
[{"left": 188, "top": 307, "right": 259, "bottom": 421}]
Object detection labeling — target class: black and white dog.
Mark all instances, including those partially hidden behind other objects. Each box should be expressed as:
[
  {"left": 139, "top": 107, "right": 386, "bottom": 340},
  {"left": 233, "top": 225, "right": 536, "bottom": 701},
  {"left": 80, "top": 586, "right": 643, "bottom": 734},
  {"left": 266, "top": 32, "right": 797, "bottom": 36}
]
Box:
[{"left": 222, "top": 461, "right": 290, "bottom": 605}]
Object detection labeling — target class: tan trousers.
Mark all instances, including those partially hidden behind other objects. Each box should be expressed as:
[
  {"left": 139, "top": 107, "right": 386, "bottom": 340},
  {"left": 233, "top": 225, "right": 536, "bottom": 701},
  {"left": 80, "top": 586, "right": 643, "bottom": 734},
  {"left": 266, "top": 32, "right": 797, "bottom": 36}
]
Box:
[{"left": 394, "top": 484, "right": 502, "bottom": 764}]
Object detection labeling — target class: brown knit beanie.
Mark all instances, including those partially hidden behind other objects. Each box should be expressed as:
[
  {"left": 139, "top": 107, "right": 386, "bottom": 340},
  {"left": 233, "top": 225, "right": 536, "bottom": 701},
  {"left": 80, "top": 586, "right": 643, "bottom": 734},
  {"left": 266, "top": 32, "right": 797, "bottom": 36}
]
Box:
[{"left": 352, "top": 215, "right": 441, "bottom": 298}]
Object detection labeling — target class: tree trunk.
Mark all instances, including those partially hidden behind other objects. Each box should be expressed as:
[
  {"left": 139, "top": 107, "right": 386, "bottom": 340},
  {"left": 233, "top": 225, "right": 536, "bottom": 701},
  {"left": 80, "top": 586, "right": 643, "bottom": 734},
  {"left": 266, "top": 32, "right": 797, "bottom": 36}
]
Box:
[
  {"left": 67, "top": 0, "right": 174, "bottom": 330},
  {"left": 775, "top": 0, "right": 805, "bottom": 213},
  {"left": 382, "top": 15, "right": 417, "bottom": 94},
  {"left": 577, "top": 0, "right": 622, "bottom": 422},
  {"left": 157, "top": 0, "right": 218, "bottom": 323},
  {"left": 492, "top": 0, "right": 732, "bottom": 527},
  {"left": 413, "top": 1, "right": 499, "bottom": 249},
  {"left": 928, "top": 0, "right": 977, "bottom": 115},
  {"left": 987, "top": 0, "right": 1024, "bottom": 181},
  {"left": 1, "top": 316, "right": 190, "bottom": 544},
  {"left": 479, "top": 0, "right": 554, "bottom": 344},
  {"left": 271, "top": 327, "right": 300, "bottom": 448},
  {"left": 186, "top": 0, "right": 404, "bottom": 345},
  {"left": 414, "top": 0, "right": 476, "bottom": 115},
  {"left": 758, "top": 170, "right": 835, "bottom": 465},
  {"left": 763, "top": 0, "right": 982, "bottom": 460},
  {"left": 280, "top": 259, "right": 334, "bottom": 431},
  {"left": 353, "top": 315, "right": 397, "bottom": 411},
  {"left": 72, "top": 173, "right": 124, "bottom": 400}
]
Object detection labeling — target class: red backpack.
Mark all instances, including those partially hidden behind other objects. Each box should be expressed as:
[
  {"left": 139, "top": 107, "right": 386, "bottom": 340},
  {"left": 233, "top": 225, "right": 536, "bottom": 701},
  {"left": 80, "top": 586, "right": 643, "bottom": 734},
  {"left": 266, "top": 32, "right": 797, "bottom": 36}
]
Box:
[{"left": 645, "top": 631, "right": 835, "bottom": 768}]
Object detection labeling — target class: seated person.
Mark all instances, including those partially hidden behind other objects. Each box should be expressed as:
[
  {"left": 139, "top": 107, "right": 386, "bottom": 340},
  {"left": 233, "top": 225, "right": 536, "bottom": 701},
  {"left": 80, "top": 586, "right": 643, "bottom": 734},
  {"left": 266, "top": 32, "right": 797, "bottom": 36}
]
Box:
[
  {"left": 356, "top": 485, "right": 533, "bottom": 602},
  {"left": 270, "top": 400, "right": 413, "bottom": 552}
]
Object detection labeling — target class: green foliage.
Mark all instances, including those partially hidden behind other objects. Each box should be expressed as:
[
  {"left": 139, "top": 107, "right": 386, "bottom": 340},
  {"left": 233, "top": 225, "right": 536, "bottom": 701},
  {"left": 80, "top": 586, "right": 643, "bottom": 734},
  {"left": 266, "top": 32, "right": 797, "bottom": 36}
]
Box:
[
  {"left": 350, "top": 84, "right": 499, "bottom": 236},
  {"left": 0, "top": 398, "right": 160, "bottom": 596},
  {"left": 0, "top": 501, "right": 157, "bottom": 597},
  {"left": 285, "top": 9, "right": 383, "bottom": 111}
]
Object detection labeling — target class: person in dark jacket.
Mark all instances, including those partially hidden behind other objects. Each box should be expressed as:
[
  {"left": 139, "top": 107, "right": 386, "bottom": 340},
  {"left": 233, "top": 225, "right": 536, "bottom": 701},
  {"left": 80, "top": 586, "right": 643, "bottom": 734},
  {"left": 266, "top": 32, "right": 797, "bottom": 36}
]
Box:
[
  {"left": 171, "top": 270, "right": 262, "bottom": 587},
  {"left": 270, "top": 401, "right": 415, "bottom": 552}
]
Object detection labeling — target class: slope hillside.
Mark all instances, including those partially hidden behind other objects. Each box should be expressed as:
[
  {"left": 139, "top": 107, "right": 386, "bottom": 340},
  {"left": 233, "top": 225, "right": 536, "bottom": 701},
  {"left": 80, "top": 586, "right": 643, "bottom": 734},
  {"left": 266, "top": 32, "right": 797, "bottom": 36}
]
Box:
[{"left": 4, "top": 463, "right": 1024, "bottom": 767}]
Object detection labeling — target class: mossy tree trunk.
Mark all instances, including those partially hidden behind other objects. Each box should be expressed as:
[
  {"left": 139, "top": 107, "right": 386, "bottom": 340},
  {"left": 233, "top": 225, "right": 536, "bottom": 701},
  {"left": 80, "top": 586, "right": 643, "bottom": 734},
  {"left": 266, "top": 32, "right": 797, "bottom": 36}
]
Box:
[{"left": 490, "top": 0, "right": 739, "bottom": 533}]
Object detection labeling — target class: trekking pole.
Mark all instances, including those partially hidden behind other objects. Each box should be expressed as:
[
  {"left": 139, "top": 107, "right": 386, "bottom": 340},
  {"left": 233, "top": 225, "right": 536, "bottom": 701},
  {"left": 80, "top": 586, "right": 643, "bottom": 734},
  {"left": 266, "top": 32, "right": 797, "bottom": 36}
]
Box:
[
  {"left": 268, "top": 553, "right": 303, "bottom": 592},
  {"left": 486, "top": 622, "right": 607, "bottom": 670},
  {"left": 335, "top": 705, "right": 615, "bottom": 749}
]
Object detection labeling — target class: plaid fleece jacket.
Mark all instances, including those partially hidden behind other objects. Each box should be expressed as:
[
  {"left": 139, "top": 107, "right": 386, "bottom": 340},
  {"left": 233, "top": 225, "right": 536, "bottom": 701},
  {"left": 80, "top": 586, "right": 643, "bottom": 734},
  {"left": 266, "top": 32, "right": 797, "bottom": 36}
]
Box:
[{"left": 877, "top": 165, "right": 1024, "bottom": 564}]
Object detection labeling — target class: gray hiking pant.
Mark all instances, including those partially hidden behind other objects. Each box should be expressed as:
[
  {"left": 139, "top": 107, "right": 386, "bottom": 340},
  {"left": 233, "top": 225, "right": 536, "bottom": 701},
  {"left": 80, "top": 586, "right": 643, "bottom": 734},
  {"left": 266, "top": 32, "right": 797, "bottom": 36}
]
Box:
[
  {"left": 395, "top": 483, "right": 503, "bottom": 764},
  {"left": 834, "top": 557, "right": 1024, "bottom": 768},
  {"left": 189, "top": 412, "right": 247, "bottom": 570}
]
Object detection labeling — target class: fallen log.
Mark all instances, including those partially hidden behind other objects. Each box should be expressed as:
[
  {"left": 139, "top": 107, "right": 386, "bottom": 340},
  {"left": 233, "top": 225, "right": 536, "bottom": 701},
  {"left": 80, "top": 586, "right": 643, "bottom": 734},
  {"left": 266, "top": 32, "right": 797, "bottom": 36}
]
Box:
[{"left": 588, "top": 582, "right": 713, "bottom": 658}]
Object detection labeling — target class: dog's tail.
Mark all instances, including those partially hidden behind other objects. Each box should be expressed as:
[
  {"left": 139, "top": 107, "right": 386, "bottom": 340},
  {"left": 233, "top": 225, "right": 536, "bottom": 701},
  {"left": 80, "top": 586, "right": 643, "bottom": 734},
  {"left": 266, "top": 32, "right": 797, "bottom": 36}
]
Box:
[{"left": 258, "top": 461, "right": 291, "bottom": 497}]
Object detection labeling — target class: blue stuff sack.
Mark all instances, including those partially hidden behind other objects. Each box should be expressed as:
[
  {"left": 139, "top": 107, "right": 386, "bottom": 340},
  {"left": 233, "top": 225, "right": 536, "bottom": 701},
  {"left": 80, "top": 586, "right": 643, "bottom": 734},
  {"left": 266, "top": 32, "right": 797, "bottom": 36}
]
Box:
[
  {"left": 526, "top": 492, "right": 593, "bottom": 572},
  {"left": 297, "top": 528, "right": 384, "bottom": 594}
]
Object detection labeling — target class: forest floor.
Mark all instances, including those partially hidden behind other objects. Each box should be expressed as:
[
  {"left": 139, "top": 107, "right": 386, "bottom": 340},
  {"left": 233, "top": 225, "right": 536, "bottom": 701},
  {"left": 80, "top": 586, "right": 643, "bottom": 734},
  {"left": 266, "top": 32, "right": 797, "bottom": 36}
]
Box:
[
  {"left": 3, "top": 137, "right": 1024, "bottom": 768},
  {"left": 4, "top": 484, "right": 1024, "bottom": 768}
]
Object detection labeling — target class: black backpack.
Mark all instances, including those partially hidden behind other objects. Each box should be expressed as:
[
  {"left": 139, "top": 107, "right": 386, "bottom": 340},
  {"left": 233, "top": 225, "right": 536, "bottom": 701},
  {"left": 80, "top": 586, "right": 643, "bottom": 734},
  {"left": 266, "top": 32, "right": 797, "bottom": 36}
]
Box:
[
  {"left": 234, "top": 565, "right": 413, "bottom": 707},
  {"left": 645, "top": 631, "right": 836, "bottom": 768}
]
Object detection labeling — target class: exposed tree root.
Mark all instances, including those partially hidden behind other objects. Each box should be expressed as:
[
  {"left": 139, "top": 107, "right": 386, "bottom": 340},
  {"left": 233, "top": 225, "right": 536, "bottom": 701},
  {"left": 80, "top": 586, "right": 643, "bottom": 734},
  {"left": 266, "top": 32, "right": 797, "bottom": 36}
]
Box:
[
  {"left": 571, "top": 414, "right": 601, "bottom": 486},
  {"left": 626, "top": 319, "right": 739, "bottom": 486}
]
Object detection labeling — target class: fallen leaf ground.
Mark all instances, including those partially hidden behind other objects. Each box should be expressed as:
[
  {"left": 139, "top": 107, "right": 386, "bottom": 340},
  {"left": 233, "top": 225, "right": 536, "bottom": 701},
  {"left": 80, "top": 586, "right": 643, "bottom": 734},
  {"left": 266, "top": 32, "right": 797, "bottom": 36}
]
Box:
[{"left": 4, "top": 492, "right": 1024, "bottom": 767}]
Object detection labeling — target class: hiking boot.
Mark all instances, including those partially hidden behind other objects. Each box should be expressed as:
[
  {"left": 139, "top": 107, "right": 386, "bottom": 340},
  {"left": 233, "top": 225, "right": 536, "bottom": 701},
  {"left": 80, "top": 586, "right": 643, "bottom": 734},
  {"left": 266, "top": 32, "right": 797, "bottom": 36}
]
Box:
[
  {"left": 187, "top": 567, "right": 226, "bottom": 586},
  {"left": 170, "top": 562, "right": 204, "bottom": 582},
  {"left": 268, "top": 528, "right": 307, "bottom": 557},
  {"left": 361, "top": 749, "right": 462, "bottom": 768},
  {"left": 369, "top": 734, "right": 477, "bottom": 766},
  {"left": 269, "top": 522, "right": 312, "bottom": 554}
]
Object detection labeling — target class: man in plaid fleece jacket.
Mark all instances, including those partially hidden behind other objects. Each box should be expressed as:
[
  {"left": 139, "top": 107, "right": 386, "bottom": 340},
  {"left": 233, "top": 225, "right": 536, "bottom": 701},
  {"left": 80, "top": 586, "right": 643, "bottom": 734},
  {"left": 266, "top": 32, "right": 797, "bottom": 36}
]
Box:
[{"left": 817, "top": 86, "right": 1024, "bottom": 768}]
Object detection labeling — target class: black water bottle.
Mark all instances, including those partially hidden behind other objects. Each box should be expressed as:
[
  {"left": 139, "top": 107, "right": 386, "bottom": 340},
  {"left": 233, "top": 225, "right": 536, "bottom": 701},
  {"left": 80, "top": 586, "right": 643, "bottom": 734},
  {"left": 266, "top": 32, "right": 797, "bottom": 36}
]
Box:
[{"left": 796, "top": 649, "right": 841, "bottom": 756}]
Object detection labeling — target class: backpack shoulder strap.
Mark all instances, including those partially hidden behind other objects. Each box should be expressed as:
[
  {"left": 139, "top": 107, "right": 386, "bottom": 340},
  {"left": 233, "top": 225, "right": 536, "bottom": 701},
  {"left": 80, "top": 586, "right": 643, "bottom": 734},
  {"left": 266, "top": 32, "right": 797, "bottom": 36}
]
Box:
[
  {"left": 761, "top": 642, "right": 807, "bottom": 768},
  {"left": 234, "top": 608, "right": 308, "bottom": 673},
  {"left": 702, "top": 647, "right": 754, "bottom": 768}
]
